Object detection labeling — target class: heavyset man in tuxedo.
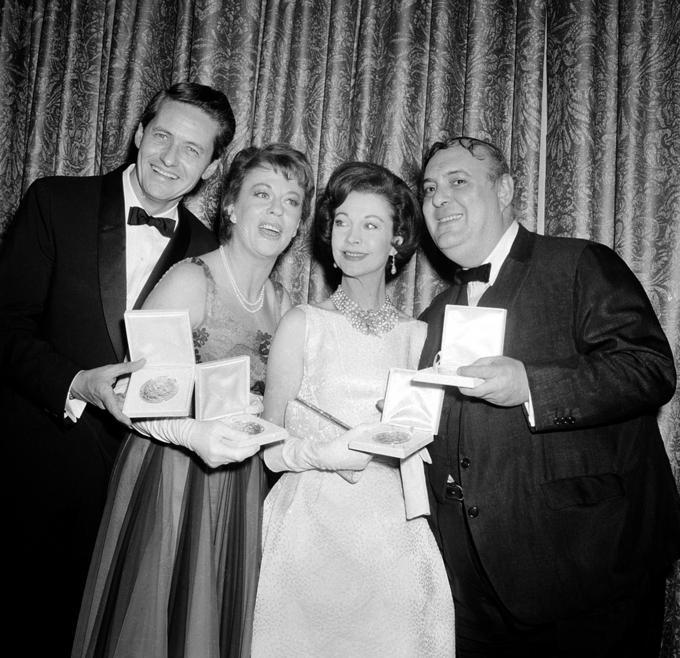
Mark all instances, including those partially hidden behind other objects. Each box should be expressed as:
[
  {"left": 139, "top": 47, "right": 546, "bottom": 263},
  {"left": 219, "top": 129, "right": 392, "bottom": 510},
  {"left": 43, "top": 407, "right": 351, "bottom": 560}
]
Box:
[
  {"left": 418, "top": 136, "right": 680, "bottom": 657},
  {"left": 0, "top": 82, "right": 234, "bottom": 655}
]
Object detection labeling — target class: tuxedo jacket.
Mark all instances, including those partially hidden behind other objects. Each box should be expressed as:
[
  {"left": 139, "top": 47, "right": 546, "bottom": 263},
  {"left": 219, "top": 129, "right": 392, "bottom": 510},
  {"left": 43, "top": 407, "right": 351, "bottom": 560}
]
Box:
[
  {"left": 0, "top": 167, "right": 217, "bottom": 561},
  {"left": 419, "top": 224, "right": 680, "bottom": 625}
]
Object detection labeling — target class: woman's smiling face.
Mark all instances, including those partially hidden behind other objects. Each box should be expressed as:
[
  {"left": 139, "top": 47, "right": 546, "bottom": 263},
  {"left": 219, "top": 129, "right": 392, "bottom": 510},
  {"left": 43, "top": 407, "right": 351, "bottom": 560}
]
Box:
[
  {"left": 228, "top": 166, "right": 304, "bottom": 259},
  {"left": 331, "top": 191, "right": 397, "bottom": 280}
]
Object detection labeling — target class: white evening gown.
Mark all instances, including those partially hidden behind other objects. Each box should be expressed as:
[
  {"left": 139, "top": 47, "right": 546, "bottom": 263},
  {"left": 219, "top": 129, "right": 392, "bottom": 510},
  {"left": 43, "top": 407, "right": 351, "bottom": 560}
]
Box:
[{"left": 252, "top": 305, "right": 455, "bottom": 657}]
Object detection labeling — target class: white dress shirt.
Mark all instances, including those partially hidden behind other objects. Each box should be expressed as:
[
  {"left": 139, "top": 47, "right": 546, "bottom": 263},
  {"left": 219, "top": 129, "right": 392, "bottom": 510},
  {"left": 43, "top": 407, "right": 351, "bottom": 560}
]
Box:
[
  {"left": 123, "top": 164, "right": 178, "bottom": 309},
  {"left": 465, "top": 221, "right": 518, "bottom": 308}
]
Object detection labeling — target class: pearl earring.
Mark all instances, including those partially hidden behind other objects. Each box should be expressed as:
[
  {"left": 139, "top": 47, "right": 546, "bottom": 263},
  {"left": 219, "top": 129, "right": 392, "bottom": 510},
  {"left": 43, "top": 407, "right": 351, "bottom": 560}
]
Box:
[{"left": 390, "top": 254, "right": 396, "bottom": 275}]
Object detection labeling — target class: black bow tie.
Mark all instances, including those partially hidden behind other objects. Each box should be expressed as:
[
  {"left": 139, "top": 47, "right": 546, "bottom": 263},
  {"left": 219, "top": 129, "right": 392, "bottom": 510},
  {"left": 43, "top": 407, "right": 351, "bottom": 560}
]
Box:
[
  {"left": 453, "top": 262, "right": 491, "bottom": 285},
  {"left": 127, "top": 206, "right": 176, "bottom": 238}
]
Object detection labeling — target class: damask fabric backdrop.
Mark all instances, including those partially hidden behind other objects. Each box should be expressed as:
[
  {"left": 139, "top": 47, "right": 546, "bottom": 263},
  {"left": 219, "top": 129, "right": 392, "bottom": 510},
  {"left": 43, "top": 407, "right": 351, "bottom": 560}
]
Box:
[{"left": 0, "top": 0, "right": 678, "bottom": 651}]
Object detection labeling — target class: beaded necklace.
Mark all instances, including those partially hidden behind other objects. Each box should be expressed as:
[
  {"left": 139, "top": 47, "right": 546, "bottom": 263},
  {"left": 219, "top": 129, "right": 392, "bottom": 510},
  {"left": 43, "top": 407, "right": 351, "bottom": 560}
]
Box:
[
  {"left": 219, "top": 245, "right": 265, "bottom": 313},
  {"left": 330, "top": 285, "right": 398, "bottom": 336}
]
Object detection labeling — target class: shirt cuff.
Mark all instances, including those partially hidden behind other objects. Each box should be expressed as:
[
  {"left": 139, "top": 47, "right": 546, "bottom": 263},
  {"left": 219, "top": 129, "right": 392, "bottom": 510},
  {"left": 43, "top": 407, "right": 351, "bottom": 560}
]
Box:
[
  {"left": 64, "top": 372, "right": 87, "bottom": 422},
  {"left": 524, "top": 393, "right": 535, "bottom": 427}
]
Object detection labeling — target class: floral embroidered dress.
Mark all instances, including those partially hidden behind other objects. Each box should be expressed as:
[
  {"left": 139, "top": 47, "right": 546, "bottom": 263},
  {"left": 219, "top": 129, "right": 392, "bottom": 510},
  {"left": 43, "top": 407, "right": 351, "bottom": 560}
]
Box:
[{"left": 72, "top": 257, "right": 285, "bottom": 658}]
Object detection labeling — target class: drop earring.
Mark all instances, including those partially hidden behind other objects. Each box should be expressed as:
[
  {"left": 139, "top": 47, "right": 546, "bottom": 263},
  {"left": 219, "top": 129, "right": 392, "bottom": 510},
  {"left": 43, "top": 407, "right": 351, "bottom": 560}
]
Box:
[{"left": 390, "top": 254, "right": 396, "bottom": 275}]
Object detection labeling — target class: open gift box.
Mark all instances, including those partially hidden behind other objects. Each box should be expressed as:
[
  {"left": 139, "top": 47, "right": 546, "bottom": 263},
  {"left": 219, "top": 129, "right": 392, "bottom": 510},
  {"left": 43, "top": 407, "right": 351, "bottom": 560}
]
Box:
[
  {"left": 349, "top": 368, "right": 444, "bottom": 459},
  {"left": 413, "top": 304, "right": 506, "bottom": 387},
  {"left": 122, "top": 310, "right": 195, "bottom": 418},
  {"left": 195, "top": 355, "right": 287, "bottom": 447}
]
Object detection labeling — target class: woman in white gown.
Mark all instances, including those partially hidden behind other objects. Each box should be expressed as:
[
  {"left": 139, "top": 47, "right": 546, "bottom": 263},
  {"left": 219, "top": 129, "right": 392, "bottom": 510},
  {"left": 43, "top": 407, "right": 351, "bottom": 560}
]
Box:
[{"left": 252, "top": 161, "right": 455, "bottom": 657}]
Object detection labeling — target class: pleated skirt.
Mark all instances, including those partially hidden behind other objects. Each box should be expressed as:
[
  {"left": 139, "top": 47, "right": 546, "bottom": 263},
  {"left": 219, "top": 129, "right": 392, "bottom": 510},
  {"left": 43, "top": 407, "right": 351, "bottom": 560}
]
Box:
[{"left": 72, "top": 433, "right": 266, "bottom": 658}]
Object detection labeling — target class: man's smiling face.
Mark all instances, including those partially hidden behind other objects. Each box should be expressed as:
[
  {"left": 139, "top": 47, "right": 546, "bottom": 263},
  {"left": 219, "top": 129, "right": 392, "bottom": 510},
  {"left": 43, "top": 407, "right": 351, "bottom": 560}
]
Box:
[
  {"left": 131, "top": 99, "right": 220, "bottom": 215},
  {"left": 421, "top": 145, "right": 514, "bottom": 267}
]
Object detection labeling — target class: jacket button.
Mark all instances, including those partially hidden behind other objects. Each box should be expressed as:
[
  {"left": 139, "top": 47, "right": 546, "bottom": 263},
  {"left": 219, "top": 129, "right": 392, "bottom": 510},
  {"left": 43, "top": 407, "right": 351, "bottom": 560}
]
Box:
[
  {"left": 460, "top": 457, "right": 471, "bottom": 469},
  {"left": 467, "top": 506, "right": 479, "bottom": 518}
]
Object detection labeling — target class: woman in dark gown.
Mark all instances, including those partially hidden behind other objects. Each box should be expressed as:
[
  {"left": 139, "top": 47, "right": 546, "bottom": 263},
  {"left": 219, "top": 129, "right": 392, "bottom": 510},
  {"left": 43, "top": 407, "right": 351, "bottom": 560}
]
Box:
[{"left": 72, "top": 144, "right": 314, "bottom": 658}]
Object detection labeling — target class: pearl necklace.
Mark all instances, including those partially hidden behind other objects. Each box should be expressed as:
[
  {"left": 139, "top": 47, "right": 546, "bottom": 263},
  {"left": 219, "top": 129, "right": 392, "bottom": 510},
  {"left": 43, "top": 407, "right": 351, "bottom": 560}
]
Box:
[
  {"left": 330, "top": 285, "right": 398, "bottom": 336},
  {"left": 219, "top": 245, "right": 265, "bottom": 313}
]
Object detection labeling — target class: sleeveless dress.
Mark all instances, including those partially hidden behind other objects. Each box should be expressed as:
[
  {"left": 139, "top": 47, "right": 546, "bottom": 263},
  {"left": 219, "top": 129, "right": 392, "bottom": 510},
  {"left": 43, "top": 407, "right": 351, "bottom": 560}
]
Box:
[
  {"left": 73, "top": 257, "right": 285, "bottom": 658},
  {"left": 251, "top": 305, "right": 455, "bottom": 657}
]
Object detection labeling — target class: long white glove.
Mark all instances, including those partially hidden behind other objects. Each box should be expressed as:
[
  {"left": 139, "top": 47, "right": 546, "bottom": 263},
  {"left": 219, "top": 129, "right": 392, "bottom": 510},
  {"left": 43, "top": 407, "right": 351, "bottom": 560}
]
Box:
[
  {"left": 263, "top": 424, "right": 373, "bottom": 475},
  {"left": 133, "top": 417, "right": 259, "bottom": 469}
]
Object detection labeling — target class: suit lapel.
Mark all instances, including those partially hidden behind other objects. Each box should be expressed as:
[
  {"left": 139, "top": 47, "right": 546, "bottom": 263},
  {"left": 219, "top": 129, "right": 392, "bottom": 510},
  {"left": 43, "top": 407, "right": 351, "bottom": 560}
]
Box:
[
  {"left": 132, "top": 204, "right": 192, "bottom": 309},
  {"left": 478, "top": 223, "right": 534, "bottom": 310},
  {"left": 98, "top": 169, "right": 127, "bottom": 362}
]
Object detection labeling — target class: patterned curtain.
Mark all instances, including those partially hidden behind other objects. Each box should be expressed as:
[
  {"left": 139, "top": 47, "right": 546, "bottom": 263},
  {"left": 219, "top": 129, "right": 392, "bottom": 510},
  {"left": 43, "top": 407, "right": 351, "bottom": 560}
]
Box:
[
  {"left": 546, "top": 2, "right": 680, "bottom": 652},
  {"left": 1, "top": 0, "right": 678, "bottom": 652}
]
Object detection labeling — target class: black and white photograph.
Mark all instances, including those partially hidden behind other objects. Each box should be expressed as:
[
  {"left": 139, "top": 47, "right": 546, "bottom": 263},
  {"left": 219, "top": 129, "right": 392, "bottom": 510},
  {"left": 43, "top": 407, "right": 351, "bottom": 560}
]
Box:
[{"left": 1, "top": 1, "right": 679, "bottom": 656}]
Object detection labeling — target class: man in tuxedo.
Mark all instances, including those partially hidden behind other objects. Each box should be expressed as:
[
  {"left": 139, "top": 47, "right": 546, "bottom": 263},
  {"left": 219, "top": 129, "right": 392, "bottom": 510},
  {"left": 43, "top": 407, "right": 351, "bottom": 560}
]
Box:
[
  {"left": 418, "top": 136, "right": 680, "bottom": 657},
  {"left": 0, "top": 82, "right": 234, "bottom": 655}
]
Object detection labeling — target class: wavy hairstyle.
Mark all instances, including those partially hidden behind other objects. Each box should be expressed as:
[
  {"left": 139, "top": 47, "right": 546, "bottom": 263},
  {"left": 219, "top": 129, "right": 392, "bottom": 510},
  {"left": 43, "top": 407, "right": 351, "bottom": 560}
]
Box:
[
  {"left": 315, "top": 161, "right": 422, "bottom": 278},
  {"left": 218, "top": 143, "right": 315, "bottom": 244}
]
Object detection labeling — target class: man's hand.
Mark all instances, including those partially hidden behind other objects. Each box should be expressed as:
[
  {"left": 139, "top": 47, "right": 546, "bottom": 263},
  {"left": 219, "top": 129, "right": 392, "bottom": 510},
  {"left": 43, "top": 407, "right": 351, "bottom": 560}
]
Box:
[
  {"left": 70, "top": 359, "right": 146, "bottom": 427},
  {"left": 457, "top": 356, "right": 530, "bottom": 407}
]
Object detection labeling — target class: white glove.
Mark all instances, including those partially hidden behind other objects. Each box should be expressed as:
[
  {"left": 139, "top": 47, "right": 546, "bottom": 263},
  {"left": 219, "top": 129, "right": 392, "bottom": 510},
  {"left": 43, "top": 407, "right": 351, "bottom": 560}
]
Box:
[
  {"left": 263, "top": 423, "right": 373, "bottom": 474},
  {"left": 133, "top": 417, "right": 259, "bottom": 469}
]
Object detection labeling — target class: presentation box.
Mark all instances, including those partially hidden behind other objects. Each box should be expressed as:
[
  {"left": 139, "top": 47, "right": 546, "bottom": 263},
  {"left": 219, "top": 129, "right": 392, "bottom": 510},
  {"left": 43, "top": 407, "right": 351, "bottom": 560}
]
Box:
[
  {"left": 413, "top": 304, "right": 506, "bottom": 388},
  {"left": 349, "top": 368, "right": 444, "bottom": 459},
  {"left": 195, "top": 356, "right": 250, "bottom": 421},
  {"left": 122, "top": 310, "right": 195, "bottom": 418},
  {"left": 215, "top": 414, "right": 288, "bottom": 448},
  {"left": 196, "top": 355, "right": 286, "bottom": 446}
]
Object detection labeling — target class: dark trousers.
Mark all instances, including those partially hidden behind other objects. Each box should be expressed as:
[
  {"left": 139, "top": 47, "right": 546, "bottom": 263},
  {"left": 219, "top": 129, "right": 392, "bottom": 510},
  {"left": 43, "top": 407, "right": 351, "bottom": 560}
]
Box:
[{"left": 434, "top": 500, "right": 668, "bottom": 658}]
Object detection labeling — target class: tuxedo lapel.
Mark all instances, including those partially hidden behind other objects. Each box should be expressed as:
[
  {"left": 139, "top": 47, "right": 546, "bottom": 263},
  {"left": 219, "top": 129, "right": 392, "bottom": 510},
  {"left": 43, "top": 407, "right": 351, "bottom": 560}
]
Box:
[
  {"left": 98, "top": 169, "right": 127, "bottom": 362},
  {"left": 132, "top": 204, "right": 193, "bottom": 309},
  {"left": 478, "top": 224, "right": 534, "bottom": 310}
]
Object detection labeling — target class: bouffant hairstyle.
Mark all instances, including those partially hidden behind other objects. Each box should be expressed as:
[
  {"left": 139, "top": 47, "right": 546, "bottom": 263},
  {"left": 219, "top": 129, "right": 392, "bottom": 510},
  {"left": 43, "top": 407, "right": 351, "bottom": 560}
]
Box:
[
  {"left": 315, "top": 161, "right": 422, "bottom": 278},
  {"left": 218, "top": 143, "right": 315, "bottom": 244}
]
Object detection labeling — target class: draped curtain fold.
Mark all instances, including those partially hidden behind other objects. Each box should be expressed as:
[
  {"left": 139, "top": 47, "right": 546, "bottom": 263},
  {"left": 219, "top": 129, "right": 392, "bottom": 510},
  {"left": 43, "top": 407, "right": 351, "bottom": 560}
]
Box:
[{"left": 1, "top": 0, "right": 678, "bottom": 653}]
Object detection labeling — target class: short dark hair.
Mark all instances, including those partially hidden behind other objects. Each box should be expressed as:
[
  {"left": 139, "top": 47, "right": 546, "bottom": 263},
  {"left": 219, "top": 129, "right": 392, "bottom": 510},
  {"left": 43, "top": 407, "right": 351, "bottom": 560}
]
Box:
[
  {"left": 316, "top": 161, "right": 422, "bottom": 277},
  {"left": 422, "top": 136, "right": 510, "bottom": 184},
  {"left": 218, "top": 143, "right": 315, "bottom": 244},
  {"left": 140, "top": 82, "right": 236, "bottom": 160}
]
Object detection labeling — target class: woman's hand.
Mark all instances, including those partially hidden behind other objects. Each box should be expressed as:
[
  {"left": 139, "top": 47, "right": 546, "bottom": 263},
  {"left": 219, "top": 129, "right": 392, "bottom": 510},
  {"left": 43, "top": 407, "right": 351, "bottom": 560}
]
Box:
[
  {"left": 133, "top": 416, "right": 259, "bottom": 469},
  {"left": 313, "top": 423, "right": 375, "bottom": 471},
  {"left": 264, "top": 422, "right": 374, "bottom": 474},
  {"left": 187, "top": 418, "right": 260, "bottom": 468}
]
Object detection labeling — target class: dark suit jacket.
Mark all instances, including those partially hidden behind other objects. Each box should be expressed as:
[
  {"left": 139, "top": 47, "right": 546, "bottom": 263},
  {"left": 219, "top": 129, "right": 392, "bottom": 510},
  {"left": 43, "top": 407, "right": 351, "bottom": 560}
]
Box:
[
  {"left": 419, "top": 224, "right": 680, "bottom": 625},
  {"left": 0, "top": 167, "right": 217, "bottom": 645}
]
